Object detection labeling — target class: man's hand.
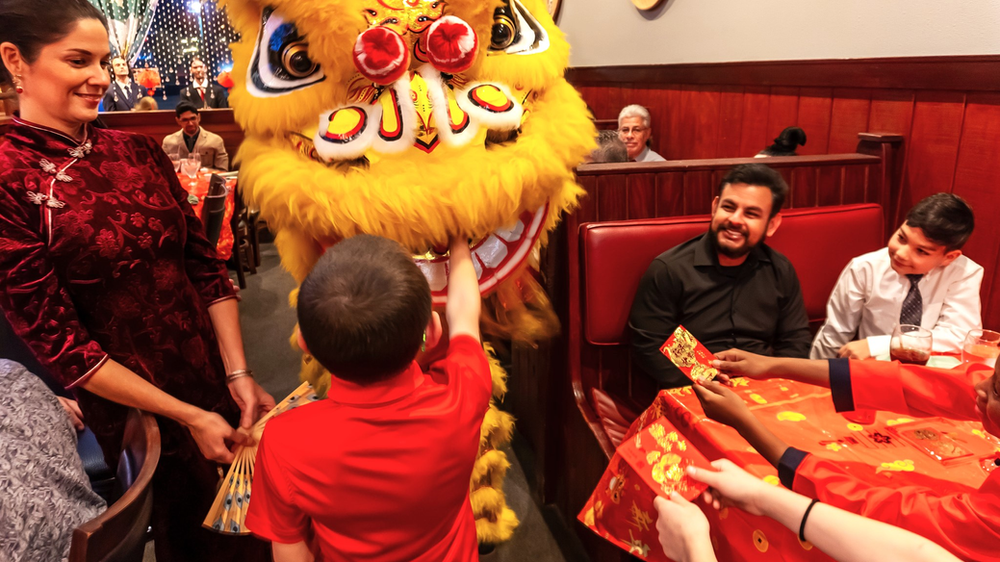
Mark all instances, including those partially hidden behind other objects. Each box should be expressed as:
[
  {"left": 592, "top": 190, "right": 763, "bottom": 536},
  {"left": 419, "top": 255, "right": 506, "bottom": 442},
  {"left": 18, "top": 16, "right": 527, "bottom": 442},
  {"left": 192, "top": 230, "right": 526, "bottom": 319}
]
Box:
[
  {"left": 711, "top": 349, "right": 775, "bottom": 380},
  {"left": 838, "top": 339, "right": 871, "bottom": 360},
  {"left": 228, "top": 377, "right": 276, "bottom": 433},
  {"left": 58, "top": 397, "right": 85, "bottom": 431},
  {"left": 688, "top": 460, "right": 768, "bottom": 517},
  {"left": 692, "top": 380, "right": 755, "bottom": 431},
  {"left": 184, "top": 409, "right": 248, "bottom": 464},
  {"left": 652, "top": 493, "right": 718, "bottom": 562}
]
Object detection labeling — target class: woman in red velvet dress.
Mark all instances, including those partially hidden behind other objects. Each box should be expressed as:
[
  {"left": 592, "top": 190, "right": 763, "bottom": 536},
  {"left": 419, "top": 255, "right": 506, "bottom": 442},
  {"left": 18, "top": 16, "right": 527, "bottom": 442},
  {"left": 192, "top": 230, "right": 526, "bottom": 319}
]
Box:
[{"left": 0, "top": 2, "right": 273, "bottom": 560}]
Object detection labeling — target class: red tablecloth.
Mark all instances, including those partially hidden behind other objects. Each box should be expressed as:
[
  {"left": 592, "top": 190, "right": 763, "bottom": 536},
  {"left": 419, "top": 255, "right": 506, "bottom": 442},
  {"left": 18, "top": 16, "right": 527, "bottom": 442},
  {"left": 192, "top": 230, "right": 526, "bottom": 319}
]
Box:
[
  {"left": 582, "top": 377, "right": 998, "bottom": 561},
  {"left": 177, "top": 172, "right": 235, "bottom": 260}
]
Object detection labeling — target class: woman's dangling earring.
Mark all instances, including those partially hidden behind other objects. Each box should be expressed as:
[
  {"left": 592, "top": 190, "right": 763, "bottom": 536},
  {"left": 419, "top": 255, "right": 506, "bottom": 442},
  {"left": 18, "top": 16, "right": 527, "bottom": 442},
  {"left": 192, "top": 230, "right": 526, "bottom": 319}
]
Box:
[
  {"left": 421, "top": 332, "right": 427, "bottom": 353},
  {"left": 13, "top": 74, "right": 23, "bottom": 94}
]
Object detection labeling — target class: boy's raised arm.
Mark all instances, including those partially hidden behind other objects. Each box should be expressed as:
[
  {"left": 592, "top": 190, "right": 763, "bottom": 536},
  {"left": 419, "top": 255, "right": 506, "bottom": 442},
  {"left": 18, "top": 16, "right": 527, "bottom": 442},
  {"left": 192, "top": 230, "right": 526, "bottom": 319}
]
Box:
[{"left": 447, "top": 239, "right": 481, "bottom": 341}]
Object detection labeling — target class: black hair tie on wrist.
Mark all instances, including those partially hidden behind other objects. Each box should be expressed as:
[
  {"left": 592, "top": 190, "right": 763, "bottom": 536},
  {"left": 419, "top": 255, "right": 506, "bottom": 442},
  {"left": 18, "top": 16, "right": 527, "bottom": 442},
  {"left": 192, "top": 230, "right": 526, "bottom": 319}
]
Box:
[{"left": 799, "top": 498, "right": 820, "bottom": 543}]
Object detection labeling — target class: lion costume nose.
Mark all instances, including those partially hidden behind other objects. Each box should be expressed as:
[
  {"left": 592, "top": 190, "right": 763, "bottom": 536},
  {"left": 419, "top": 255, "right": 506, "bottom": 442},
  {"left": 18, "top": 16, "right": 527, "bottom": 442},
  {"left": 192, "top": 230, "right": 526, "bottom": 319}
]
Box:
[
  {"left": 352, "top": 26, "right": 410, "bottom": 85},
  {"left": 424, "top": 15, "right": 478, "bottom": 74}
]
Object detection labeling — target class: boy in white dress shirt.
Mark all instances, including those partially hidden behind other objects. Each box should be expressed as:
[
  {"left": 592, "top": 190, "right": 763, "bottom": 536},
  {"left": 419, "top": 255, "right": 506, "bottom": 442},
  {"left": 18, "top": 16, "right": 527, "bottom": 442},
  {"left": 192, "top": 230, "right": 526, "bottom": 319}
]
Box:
[{"left": 811, "top": 193, "right": 982, "bottom": 359}]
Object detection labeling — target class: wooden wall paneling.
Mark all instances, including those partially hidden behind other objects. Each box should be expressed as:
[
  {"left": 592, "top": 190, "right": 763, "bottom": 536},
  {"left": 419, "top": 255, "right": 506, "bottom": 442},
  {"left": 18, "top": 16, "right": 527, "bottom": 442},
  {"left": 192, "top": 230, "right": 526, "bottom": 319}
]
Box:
[
  {"left": 683, "top": 171, "right": 715, "bottom": 215},
  {"left": 738, "top": 86, "right": 772, "bottom": 156},
  {"left": 765, "top": 86, "right": 801, "bottom": 150},
  {"left": 575, "top": 176, "right": 598, "bottom": 224},
  {"left": 841, "top": 164, "right": 869, "bottom": 205},
  {"left": 788, "top": 168, "right": 817, "bottom": 209},
  {"left": 716, "top": 86, "right": 745, "bottom": 157},
  {"left": 655, "top": 172, "right": 685, "bottom": 215},
  {"left": 816, "top": 165, "right": 843, "bottom": 206},
  {"left": 795, "top": 88, "right": 834, "bottom": 155},
  {"left": 951, "top": 92, "right": 1000, "bottom": 315},
  {"left": 903, "top": 91, "right": 967, "bottom": 222},
  {"left": 596, "top": 174, "right": 628, "bottom": 221},
  {"left": 867, "top": 91, "right": 915, "bottom": 225},
  {"left": 680, "top": 85, "right": 722, "bottom": 160},
  {"left": 827, "top": 89, "right": 872, "bottom": 153},
  {"left": 661, "top": 86, "right": 684, "bottom": 160},
  {"left": 627, "top": 174, "right": 657, "bottom": 219}
]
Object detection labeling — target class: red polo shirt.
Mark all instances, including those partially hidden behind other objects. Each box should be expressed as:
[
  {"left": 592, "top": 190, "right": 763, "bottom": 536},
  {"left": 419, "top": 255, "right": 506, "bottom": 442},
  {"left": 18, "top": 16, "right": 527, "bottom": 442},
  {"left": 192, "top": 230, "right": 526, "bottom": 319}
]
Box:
[
  {"left": 245, "top": 335, "right": 491, "bottom": 561},
  {"left": 778, "top": 359, "right": 1000, "bottom": 561}
]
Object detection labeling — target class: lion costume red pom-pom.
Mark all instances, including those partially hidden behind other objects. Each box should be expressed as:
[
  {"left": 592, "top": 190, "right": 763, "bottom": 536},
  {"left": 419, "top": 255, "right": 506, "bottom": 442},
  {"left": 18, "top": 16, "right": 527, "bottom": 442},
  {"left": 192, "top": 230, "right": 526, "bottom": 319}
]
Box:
[
  {"left": 352, "top": 27, "right": 410, "bottom": 85},
  {"left": 424, "top": 15, "right": 478, "bottom": 74}
]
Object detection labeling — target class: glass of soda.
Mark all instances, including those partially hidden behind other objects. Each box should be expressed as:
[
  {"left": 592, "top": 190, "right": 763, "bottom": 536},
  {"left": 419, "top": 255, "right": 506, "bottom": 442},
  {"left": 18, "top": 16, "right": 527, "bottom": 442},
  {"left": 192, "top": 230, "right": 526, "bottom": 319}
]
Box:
[{"left": 890, "top": 324, "right": 932, "bottom": 365}]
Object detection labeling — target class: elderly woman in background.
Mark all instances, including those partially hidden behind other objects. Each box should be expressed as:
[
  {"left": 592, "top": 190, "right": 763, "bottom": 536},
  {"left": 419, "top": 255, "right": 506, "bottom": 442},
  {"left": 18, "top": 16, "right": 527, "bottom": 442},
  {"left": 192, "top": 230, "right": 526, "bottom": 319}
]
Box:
[{"left": 0, "top": 0, "right": 272, "bottom": 560}]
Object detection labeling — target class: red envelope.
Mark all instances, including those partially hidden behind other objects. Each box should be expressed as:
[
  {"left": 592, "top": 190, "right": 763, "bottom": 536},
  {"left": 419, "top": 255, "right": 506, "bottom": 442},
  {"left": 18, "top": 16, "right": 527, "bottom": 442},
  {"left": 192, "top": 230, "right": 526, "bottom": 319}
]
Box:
[
  {"left": 659, "top": 325, "right": 719, "bottom": 383},
  {"left": 579, "top": 417, "right": 714, "bottom": 560}
]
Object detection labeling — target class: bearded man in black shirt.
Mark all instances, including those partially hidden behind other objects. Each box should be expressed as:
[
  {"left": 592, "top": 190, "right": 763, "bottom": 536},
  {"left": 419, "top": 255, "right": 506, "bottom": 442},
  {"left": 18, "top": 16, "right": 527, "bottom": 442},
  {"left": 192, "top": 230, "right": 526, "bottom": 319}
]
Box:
[{"left": 629, "top": 164, "right": 811, "bottom": 387}]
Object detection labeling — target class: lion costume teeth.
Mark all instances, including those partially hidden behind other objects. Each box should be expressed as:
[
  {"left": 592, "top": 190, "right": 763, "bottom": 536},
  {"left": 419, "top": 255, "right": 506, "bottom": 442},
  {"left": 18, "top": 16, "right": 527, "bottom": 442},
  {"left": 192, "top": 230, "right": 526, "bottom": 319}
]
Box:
[{"left": 223, "top": 0, "right": 595, "bottom": 544}]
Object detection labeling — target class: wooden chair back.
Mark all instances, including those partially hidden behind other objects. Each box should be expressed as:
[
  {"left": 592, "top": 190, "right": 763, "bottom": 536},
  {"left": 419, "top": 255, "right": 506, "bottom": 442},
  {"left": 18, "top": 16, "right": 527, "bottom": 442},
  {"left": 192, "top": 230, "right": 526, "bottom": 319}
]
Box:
[{"left": 68, "top": 409, "right": 160, "bottom": 562}]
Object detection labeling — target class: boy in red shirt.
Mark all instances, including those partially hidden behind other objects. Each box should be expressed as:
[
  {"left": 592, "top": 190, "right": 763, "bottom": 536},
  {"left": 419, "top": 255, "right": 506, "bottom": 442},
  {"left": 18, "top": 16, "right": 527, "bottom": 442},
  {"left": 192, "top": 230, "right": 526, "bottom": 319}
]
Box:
[
  {"left": 245, "top": 235, "right": 491, "bottom": 562},
  {"left": 694, "top": 350, "right": 1000, "bottom": 561}
]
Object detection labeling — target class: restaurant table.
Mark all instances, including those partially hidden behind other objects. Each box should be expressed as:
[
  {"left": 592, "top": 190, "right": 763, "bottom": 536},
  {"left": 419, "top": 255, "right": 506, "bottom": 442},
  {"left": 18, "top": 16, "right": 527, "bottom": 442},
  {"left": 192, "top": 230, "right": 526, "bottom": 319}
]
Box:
[
  {"left": 585, "top": 373, "right": 998, "bottom": 561},
  {"left": 176, "top": 171, "right": 236, "bottom": 260}
]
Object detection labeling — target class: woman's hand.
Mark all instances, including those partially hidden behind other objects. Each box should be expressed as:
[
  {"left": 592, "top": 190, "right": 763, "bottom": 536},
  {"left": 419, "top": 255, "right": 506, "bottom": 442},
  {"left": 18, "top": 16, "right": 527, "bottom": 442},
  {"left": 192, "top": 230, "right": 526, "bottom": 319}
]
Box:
[
  {"left": 227, "top": 377, "right": 276, "bottom": 432},
  {"left": 653, "top": 493, "right": 718, "bottom": 562},
  {"left": 688, "top": 460, "right": 769, "bottom": 517},
  {"left": 692, "top": 380, "right": 755, "bottom": 430},
  {"left": 711, "top": 349, "right": 775, "bottom": 380},
  {"left": 58, "top": 396, "right": 85, "bottom": 431},
  {"left": 184, "top": 409, "right": 248, "bottom": 464}
]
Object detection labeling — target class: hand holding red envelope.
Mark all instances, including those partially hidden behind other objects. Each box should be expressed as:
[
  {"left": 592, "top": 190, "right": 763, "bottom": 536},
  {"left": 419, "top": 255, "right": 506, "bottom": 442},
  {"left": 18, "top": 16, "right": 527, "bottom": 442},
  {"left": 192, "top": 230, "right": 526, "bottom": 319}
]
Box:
[{"left": 579, "top": 417, "right": 714, "bottom": 560}]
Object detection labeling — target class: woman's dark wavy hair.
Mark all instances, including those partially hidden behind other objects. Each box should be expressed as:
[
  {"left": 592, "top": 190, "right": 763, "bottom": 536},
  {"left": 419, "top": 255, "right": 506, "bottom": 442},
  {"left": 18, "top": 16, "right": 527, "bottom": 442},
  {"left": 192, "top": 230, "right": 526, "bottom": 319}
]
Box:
[{"left": 0, "top": 0, "right": 108, "bottom": 83}]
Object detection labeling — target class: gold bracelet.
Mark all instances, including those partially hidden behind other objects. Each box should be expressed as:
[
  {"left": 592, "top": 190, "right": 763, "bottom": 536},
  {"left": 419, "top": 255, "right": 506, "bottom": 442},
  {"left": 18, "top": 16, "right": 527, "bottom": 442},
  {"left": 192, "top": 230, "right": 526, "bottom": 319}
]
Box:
[{"left": 226, "top": 369, "right": 254, "bottom": 383}]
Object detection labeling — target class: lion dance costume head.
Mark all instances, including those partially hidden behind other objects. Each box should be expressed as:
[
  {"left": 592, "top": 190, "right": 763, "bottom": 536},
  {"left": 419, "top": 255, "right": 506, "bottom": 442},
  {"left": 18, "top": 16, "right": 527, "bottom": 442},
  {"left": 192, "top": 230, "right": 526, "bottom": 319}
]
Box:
[{"left": 223, "top": 0, "right": 595, "bottom": 543}]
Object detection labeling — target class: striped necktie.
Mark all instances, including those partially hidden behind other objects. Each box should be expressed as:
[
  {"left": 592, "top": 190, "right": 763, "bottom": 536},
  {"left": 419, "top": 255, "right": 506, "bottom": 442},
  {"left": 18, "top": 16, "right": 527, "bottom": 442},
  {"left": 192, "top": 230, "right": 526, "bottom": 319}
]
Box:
[{"left": 899, "top": 274, "right": 923, "bottom": 326}]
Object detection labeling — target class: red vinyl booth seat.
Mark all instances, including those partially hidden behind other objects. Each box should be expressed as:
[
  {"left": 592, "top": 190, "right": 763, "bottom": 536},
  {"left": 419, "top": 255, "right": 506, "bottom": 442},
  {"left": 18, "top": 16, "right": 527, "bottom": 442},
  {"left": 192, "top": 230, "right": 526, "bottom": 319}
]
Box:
[{"left": 576, "top": 204, "right": 885, "bottom": 452}]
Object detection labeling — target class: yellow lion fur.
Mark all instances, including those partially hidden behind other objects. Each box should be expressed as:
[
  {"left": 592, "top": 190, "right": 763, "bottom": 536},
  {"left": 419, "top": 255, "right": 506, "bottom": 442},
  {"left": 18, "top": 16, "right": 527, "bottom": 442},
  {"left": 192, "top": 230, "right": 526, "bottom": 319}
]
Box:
[{"left": 223, "top": 0, "right": 594, "bottom": 546}]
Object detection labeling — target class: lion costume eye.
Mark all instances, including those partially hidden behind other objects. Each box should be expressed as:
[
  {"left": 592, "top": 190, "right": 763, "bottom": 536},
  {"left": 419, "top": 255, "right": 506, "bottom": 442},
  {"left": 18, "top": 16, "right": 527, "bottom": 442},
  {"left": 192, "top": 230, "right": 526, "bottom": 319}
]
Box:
[
  {"left": 248, "top": 7, "right": 325, "bottom": 97},
  {"left": 488, "top": 0, "right": 549, "bottom": 56}
]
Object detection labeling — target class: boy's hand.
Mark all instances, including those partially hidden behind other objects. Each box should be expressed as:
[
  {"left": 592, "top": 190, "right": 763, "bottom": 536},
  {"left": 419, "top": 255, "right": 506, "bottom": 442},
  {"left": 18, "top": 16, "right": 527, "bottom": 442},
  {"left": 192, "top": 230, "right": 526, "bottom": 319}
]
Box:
[
  {"left": 711, "top": 349, "right": 774, "bottom": 380},
  {"left": 688, "top": 460, "right": 768, "bottom": 517},
  {"left": 446, "top": 238, "right": 481, "bottom": 341},
  {"left": 838, "top": 340, "right": 871, "bottom": 360},
  {"left": 692, "top": 380, "right": 755, "bottom": 431}
]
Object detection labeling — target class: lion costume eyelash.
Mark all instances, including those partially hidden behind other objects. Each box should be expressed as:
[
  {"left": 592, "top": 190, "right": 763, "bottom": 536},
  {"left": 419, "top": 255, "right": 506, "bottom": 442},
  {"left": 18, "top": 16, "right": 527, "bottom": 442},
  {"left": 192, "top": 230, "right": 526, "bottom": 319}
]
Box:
[{"left": 220, "top": 0, "right": 595, "bottom": 543}]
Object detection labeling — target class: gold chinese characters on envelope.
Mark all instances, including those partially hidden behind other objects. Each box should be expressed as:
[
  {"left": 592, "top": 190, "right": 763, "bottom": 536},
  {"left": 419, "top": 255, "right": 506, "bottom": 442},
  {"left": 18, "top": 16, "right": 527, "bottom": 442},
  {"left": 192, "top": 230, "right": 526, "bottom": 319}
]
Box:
[{"left": 660, "top": 325, "right": 719, "bottom": 383}]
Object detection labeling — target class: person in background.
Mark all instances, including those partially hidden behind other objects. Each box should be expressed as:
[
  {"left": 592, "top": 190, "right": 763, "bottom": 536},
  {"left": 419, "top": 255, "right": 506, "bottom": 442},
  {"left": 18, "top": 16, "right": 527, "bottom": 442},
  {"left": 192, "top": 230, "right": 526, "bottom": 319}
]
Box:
[
  {"left": 652, "top": 459, "right": 960, "bottom": 562},
  {"left": 0, "top": 359, "right": 107, "bottom": 562},
  {"left": 589, "top": 129, "right": 629, "bottom": 163},
  {"left": 0, "top": 2, "right": 272, "bottom": 560},
  {"left": 135, "top": 95, "right": 158, "bottom": 111},
  {"left": 100, "top": 55, "right": 146, "bottom": 112},
  {"left": 179, "top": 57, "right": 229, "bottom": 109},
  {"left": 756, "top": 126, "right": 807, "bottom": 157},
  {"left": 618, "top": 104, "right": 666, "bottom": 162},
  {"left": 629, "top": 164, "right": 811, "bottom": 387},
  {"left": 162, "top": 101, "right": 230, "bottom": 170},
  {"left": 246, "top": 235, "right": 491, "bottom": 562},
  {"left": 690, "top": 348, "right": 1000, "bottom": 561},
  {"left": 811, "top": 193, "right": 981, "bottom": 359}
]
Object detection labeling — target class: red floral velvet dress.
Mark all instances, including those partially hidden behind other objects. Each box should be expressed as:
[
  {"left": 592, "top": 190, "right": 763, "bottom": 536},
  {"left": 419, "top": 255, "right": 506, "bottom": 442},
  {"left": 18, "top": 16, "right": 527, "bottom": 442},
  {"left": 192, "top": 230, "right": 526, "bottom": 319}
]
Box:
[{"left": 0, "top": 117, "right": 267, "bottom": 561}]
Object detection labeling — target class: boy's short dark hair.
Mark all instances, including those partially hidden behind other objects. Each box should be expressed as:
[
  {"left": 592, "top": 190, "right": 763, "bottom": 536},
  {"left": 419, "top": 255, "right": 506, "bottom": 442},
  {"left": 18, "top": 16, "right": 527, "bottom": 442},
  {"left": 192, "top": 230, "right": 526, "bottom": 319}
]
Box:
[
  {"left": 905, "top": 193, "right": 975, "bottom": 251},
  {"left": 297, "top": 235, "right": 432, "bottom": 383},
  {"left": 175, "top": 101, "right": 199, "bottom": 117},
  {"left": 718, "top": 164, "right": 788, "bottom": 217}
]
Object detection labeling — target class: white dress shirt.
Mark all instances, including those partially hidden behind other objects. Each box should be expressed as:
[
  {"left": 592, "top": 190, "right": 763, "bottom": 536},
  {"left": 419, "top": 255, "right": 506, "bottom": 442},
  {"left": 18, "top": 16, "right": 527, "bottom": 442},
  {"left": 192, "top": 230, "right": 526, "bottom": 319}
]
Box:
[
  {"left": 810, "top": 247, "right": 983, "bottom": 358},
  {"left": 635, "top": 146, "right": 666, "bottom": 162}
]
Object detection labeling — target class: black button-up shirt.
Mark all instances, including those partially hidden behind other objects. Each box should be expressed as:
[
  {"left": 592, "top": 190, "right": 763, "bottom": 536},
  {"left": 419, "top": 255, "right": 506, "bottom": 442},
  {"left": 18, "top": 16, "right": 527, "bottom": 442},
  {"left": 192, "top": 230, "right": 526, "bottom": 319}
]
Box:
[{"left": 629, "top": 232, "right": 811, "bottom": 387}]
